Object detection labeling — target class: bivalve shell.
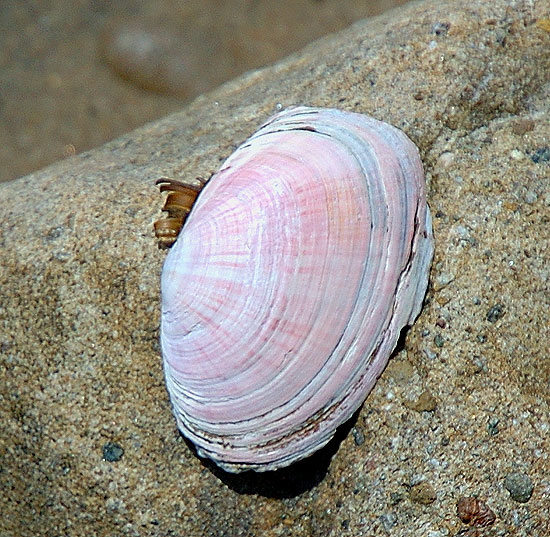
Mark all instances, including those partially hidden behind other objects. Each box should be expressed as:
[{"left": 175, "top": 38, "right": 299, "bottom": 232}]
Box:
[{"left": 159, "top": 106, "right": 433, "bottom": 472}]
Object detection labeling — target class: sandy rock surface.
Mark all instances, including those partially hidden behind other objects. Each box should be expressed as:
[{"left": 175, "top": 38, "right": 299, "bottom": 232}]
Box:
[{"left": 1, "top": 0, "right": 549, "bottom": 536}]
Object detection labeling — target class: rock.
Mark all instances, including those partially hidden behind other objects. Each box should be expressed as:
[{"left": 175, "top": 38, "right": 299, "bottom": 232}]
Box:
[
  {"left": 504, "top": 472, "right": 534, "bottom": 503},
  {"left": 405, "top": 391, "right": 437, "bottom": 412},
  {"left": 102, "top": 442, "right": 125, "bottom": 462},
  {"left": 410, "top": 482, "right": 437, "bottom": 504},
  {"left": 486, "top": 303, "right": 505, "bottom": 323},
  {"left": 386, "top": 359, "right": 416, "bottom": 384},
  {"left": 100, "top": 18, "right": 235, "bottom": 98},
  {"left": 456, "top": 497, "right": 496, "bottom": 527},
  {"left": 0, "top": 0, "right": 548, "bottom": 535},
  {"left": 352, "top": 427, "right": 366, "bottom": 446}
]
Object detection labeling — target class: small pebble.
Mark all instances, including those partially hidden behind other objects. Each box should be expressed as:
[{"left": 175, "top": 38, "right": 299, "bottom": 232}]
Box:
[
  {"left": 436, "top": 151, "right": 455, "bottom": 169},
  {"left": 387, "top": 359, "right": 415, "bottom": 383},
  {"left": 379, "top": 512, "right": 397, "bottom": 530},
  {"left": 471, "top": 355, "right": 488, "bottom": 373},
  {"left": 456, "top": 496, "right": 496, "bottom": 527},
  {"left": 530, "top": 146, "right": 550, "bottom": 164},
  {"left": 486, "top": 303, "right": 505, "bottom": 322},
  {"left": 454, "top": 225, "right": 470, "bottom": 239},
  {"left": 45, "top": 226, "right": 65, "bottom": 241},
  {"left": 511, "top": 118, "right": 535, "bottom": 135},
  {"left": 423, "top": 349, "right": 437, "bottom": 360},
  {"left": 102, "top": 441, "right": 124, "bottom": 462},
  {"left": 352, "top": 426, "right": 365, "bottom": 446},
  {"left": 487, "top": 417, "right": 499, "bottom": 436},
  {"left": 410, "top": 482, "right": 436, "bottom": 504},
  {"left": 405, "top": 390, "right": 437, "bottom": 412},
  {"left": 435, "top": 273, "right": 454, "bottom": 289},
  {"left": 390, "top": 491, "right": 405, "bottom": 505},
  {"left": 536, "top": 18, "right": 550, "bottom": 31},
  {"left": 434, "top": 334, "right": 445, "bottom": 348},
  {"left": 431, "top": 21, "right": 450, "bottom": 36},
  {"left": 504, "top": 472, "right": 534, "bottom": 503}
]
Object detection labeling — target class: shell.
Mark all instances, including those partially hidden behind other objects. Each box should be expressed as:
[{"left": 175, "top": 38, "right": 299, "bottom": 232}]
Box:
[
  {"left": 154, "top": 178, "right": 203, "bottom": 248},
  {"left": 159, "top": 106, "right": 433, "bottom": 472}
]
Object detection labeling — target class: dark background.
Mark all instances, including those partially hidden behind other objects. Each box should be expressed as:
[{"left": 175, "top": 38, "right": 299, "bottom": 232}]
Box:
[{"left": 0, "top": 0, "right": 406, "bottom": 184}]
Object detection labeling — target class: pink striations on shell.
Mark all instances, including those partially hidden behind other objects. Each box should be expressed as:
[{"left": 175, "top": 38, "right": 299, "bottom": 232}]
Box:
[{"left": 160, "top": 106, "right": 434, "bottom": 472}]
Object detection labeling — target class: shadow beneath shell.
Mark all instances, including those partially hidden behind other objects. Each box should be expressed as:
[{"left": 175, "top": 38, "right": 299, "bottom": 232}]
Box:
[{"left": 183, "top": 409, "right": 359, "bottom": 498}]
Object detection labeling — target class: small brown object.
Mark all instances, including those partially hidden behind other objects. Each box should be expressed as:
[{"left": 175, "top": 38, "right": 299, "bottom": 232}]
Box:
[
  {"left": 511, "top": 118, "right": 535, "bottom": 135},
  {"left": 410, "top": 482, "right": 437, "bottom": 504},
  {"left": 456, "top": 497, "right": 496, "bottom": 527},
  {"left": 154, "top": 178, "right": 202, "bottom": 248},
  {"left": 404, "top": 390, "right": 437, "bottom": 412}
]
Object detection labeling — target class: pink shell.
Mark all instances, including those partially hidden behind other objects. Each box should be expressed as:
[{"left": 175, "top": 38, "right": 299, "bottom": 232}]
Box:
[{"left": 160, "top": 107, "right": 433, "bottom": 472}]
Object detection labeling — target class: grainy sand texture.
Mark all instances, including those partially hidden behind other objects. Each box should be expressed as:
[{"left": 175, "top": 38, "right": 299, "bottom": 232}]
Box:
[{"left": 1, "top": 0, "right": 549, "bottom": 535}]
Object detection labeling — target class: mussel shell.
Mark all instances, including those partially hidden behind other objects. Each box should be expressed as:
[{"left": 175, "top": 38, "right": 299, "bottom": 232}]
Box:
[{"left": 160, "top": 106, "right": 433, "bottom": 472}]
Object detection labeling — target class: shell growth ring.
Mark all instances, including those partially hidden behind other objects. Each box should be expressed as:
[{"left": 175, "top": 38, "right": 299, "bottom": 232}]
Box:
[{"left": 158, "top": 106, "right": 434, "bottom": 472}]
